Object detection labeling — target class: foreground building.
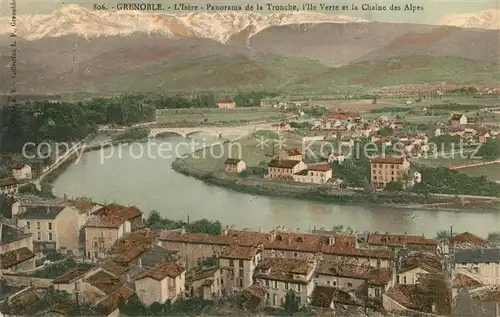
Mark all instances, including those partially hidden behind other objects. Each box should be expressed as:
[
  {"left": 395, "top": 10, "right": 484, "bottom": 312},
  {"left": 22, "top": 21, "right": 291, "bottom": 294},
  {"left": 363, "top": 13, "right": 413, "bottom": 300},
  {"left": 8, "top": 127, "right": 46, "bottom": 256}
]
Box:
[{"left": 134, "top": 261, "right": 186, "bottom": 305}]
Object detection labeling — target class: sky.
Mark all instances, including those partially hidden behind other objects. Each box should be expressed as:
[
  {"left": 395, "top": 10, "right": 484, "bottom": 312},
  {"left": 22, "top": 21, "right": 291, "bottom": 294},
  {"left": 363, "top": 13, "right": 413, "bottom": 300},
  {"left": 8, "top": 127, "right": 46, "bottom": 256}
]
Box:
[{"left": 0, "top": 0, "right": 498, "bottom": 25}]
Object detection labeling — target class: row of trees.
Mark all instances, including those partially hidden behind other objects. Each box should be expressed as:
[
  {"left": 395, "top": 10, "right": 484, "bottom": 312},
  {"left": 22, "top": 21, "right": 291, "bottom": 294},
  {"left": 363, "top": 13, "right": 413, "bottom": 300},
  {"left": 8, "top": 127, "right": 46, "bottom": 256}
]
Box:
[{"left": 145, "top": 210, "right": 223, "bottom": 235}]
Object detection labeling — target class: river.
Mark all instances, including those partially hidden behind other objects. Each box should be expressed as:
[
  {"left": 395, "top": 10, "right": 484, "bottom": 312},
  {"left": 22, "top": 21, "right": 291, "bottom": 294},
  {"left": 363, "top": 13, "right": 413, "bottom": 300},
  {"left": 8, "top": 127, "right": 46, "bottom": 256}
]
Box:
[{"left": 53, "top": 136, "right": 500, "bottom": 236}]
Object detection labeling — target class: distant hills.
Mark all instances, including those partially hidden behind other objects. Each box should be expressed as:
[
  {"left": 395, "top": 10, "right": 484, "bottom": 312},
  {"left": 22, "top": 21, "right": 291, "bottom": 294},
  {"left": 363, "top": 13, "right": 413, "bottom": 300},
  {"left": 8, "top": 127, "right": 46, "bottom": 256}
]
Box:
[{"left": 0, "top": 5, "right": 498, "bottom": 94}]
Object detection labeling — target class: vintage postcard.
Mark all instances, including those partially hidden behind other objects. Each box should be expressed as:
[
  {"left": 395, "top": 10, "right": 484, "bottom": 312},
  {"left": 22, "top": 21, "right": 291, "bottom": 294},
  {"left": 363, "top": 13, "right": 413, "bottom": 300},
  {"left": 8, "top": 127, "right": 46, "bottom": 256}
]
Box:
[{"left": 0, "top": 0, "right": 499, "bottom": 315}]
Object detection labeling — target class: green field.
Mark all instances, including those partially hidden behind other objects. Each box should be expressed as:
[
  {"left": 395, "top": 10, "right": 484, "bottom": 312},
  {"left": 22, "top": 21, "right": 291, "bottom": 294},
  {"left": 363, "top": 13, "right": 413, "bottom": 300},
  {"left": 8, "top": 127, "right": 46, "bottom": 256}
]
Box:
[
  {"left": 155, "top": 107, "right": 288, "bottom": 125},
  {"left": 458, "top": 164, "right": 500, "bottom": 182}
]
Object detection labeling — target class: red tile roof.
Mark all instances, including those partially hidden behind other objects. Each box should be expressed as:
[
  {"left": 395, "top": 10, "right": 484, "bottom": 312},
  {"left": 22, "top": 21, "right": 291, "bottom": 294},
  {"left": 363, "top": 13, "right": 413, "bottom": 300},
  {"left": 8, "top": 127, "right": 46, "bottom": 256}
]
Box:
[
  {"left": 451, "top": 232, "right": 489, "bottom": 247},
  {"left": 86, "top": 203, "right": 142, "bottom": 228},
  {"left": 219, "top": 245, "right": 259, "bottom": 260},
  {"left": 85, "top": 270, "right": 123, "bottom": 295},
  {"left": 0, "top": 247, "right": 35, "bottom": 269},
  {"left": 108, "top": 230, "right": 157, "bottom": 263},
  {"left": 451, "top": 114, "right": 465, "bottom": 121},
  {"left": 12, "top": 164, "right": 27, "bottom": 170},
  {"left": 186, "top": 266, "right": 219, "bottom": 283},
  {"left": 267, "top": 159, "right": 302, "bottom": 169},
  {"left": 370, "top": 155, "right": 407, "bottom": 165},
  {"left": 52, "top": 267, "right": 93, "bottom": 284},
  {"left": 224, "top": 158, "right": 241, "bottom": 165},
  {"left": 94, "top": 284, "right": 134, "bottom": 315},
  {"left": 367, "top": 233, "right": 437, "bottom": 247},
  {"left": 135, "top": 261, "right": 184, "bottom": 281},
  {"left": 453, "top": 273, "right": 482, "bottom": 288},
  {"left": 308, "top": 163, "right": 331, "bottom": 172},
  {"left": 255, "top": 258, "right": 315, "bottom": 284},
  {"left": 284, "top": 148, "right": 301, "bottom": 156},
  {"left": 217, "top": 99, "right": 234, "bottom": 104}
]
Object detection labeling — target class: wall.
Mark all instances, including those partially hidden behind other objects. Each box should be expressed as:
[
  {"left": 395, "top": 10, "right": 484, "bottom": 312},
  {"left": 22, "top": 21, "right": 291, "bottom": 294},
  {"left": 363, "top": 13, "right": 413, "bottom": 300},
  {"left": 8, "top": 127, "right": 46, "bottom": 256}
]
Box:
[
  {"left": 0, "top": 234, "right": 33, "bottom": 254},
  {"left": 17, "top": 218, "right": 58, "bottom": 249},
  {"left": 159, "top": 240, "right": 223, "bottom": 269},
  {"left": 85, "top": 227, "right": 119, "bottom": 260},
  {"left": 135, "top": 277, "right": 163, "bottom": 305},
  {"left": 259, "top": 279, "right": 311, "bottom": 307},
  {"left": 2, "top": 273, "right": 53, "bottom": 288},
  {"left": 315, "top": 274, "right": 366, "bottom": 290},
  {"left": 397, "top": 267, "right": 430, "bottom": 285},
  {"left": 55, "top": 207, "right": 80, "bottom": 253}
]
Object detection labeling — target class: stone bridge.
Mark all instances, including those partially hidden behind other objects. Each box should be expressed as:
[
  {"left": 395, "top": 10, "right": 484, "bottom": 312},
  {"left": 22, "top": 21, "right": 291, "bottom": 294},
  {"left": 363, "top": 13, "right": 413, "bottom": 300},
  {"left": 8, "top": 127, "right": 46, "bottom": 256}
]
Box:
[{"left": 149, "top": 123, "right": 275, "bottom": 141}]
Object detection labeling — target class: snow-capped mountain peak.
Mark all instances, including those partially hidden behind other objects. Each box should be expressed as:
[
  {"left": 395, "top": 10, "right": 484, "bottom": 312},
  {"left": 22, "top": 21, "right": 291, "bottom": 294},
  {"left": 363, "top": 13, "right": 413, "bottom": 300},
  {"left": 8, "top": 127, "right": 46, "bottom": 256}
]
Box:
[
  {"left": 439, "top": 8, "right": 500, "bottom": 29},
  {"left": 0, "top": 4, "right": 367, "bottom": 42}
]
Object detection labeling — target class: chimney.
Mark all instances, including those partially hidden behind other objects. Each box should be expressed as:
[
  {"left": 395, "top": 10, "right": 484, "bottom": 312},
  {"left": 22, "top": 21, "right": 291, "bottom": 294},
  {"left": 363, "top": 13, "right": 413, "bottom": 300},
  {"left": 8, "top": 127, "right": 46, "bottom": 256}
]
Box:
[
  {"left": 223, "top": 226, "right": 229, "bottom": 236},
  {"left": 258, "top": 228, "right": 262, "bottom": 232},
  {"left": 138, "top": 257, "right": 142, "bottom": 269},
  {"left": 180, "top": 228, "right": 186, "bottom": 235},
  {"left": 126, "top": 274, "right": 131, "bottom": 283}
]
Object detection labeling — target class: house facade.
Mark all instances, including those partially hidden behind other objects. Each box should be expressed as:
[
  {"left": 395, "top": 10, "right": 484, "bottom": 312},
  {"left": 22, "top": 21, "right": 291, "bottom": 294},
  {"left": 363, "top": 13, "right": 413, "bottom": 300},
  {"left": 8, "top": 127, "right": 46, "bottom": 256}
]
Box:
[
  {"left": 134, "top": 261, "right": 186, "bottom": 305},
  {"left": 84, "top": 204, "right": 143, "bottom": 260},
  {"left": 454, "top": 248, "right": 500, "bottom": 285},
  {"left": 370, "top": 156, "right": 410, "bottom": 188},
  {"left": 223, "top": 159, "right": 247, "bottom": 174},
  {"left": 219, "top": 245, "right": 262, "bottom": 291},
  {"left": 0, "top": 221, "right": 35, "bottom": 272},
  {"left": 11, "top": 164, "right": 32, "bottom": 181},
  {"left": 279, "top": 148, "right": 302, "bottom": 161},
  {"left": 266, "top": 160, "right": 307, "bottom": 180},
  {"left": 255, "top": 258, "right": 317, "bottom": 307},
  {"left": 15, "top": 205, "right": 82, "bottom": 254},
  {"left": 451, "top": 114, "right": 467, "bottom": 126},
  {"left": 216, "top": 99, "right": 236, "bottom": 109},
  {"left": 293, "top": 163, "right": 332, "bottom": 184}
]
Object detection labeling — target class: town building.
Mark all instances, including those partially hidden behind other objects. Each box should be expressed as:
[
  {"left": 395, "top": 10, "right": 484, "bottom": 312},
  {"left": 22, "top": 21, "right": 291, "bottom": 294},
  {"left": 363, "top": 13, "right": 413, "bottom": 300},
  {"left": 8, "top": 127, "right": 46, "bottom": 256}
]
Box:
[
  {"left": 367, "top": 233, "right": 438, "bottom": 251},
  {"left": 84, "top": 203, "right": 143, "bottom": 260},
  {"left": 11, "top": 164, "right": 32, "bottom": 181},
  {"left": 186, "top": 266, "right": 222, "bottom": 300},
  {"left": 0, "top": 178, "right": 18, "bottom": 195},
  {"left": 279, "top": 148, "right": 302, "bottom": 161},
  {"left": 216, "top": 99, "right": 236, "bottom": 109},
  {"left": 370, "top": 156, "right": 410, "bottom": 188},
  {"left": 255, "top": 258, "right": 317, "bottom": 307},
  {"left": 293, "top": 163, "right": 333, "bottom": 184},
  {"left": 223, "top": 158, "right": 247, "bottom": 174},
  {"left": 450, "top": 114, "right": 468, "bottom": 126},
  {"left": 265, "top": 159, "right": 307, "bottom": 180},
  {"left": 15, "top": 204, "right": 82, "bottom": 254},
  {"left": 134, "top": 261, "right": 186, "bottom": 305},
  {"left": 0, "top": 220, "right": 35, "bottom": 272},
  {"left": 454, "top": 248, "right": 500, "bottom": 285},
  {"left": 271, "top": 123, "right": 291, "bottom": 131},
  {"left": 219, "top": 245, "right": 262, "bottom": 291}
]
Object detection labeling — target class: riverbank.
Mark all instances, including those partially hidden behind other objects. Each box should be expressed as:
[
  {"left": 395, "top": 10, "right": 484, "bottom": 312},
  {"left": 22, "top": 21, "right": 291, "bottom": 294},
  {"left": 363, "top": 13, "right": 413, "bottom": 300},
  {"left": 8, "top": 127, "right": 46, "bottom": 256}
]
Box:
[{"left": 171, "top": 157, "right": 461, "bottom": 207}]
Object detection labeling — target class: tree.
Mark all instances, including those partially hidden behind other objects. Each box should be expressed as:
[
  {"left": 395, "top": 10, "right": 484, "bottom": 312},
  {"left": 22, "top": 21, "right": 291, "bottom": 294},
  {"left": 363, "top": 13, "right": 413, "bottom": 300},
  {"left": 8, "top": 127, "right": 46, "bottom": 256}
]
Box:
[
  {"left": 150, "top": 302, "right": 164, "bottom": 315},
  {"left": 476, "top": 138, "right": 500, "bottom": 161},
  {"left": 384, "top": 181, "right": 404, "bottom": 191},
  {"left": 436, "top": 230, "right": 451, "bottom": 240},
  {"left": 283, "top": 290, "right": 299, "bottom": 315},
  {"left": 487, "top": 232, "right": 500, "bottom": 245},
  {"left": 378, "top": 127, "right": 394, "bottom": 137}
]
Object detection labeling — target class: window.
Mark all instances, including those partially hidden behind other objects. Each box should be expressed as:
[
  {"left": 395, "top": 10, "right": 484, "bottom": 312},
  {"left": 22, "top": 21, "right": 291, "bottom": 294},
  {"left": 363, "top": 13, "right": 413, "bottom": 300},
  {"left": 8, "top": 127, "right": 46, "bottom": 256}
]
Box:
[
  {"left": 327, "top": 281, "right": 330, "bottom": 285},
  {"left": 239, "top": 259, "right": 244, "bottom": 267},
  {"left": 397, "top": 275, "right": 400, "bottom": 284},
  {"left": 273, "top": 294, "right": 277, "bottom": 306},
  {"left": 26, "top": 221, "right": 30, "bottom": 229},
  {"left": 284, "top": 282, "right": 289, "bottom": 290},
  {"left": 36, "top": 222, "right": 40, "bottom": 229},
  {"left": 229, "top": 259, "right": 234, "bottom": 266},
  {"left": 403, "top": 276, "right": 407, "bottom": 284},
  {"left": 293, "top": 252, "right": 298, "bottom": 257},
  {"left": 274, "top": 281, "right": 278, "bottom": 289},
  {"left": 48, "top": 232, "right": 53, "bottom": 241},
  {"left": 347, "top": 282, "right": 353, "bottom": 287},
  {"left": 297, "top": 296, "right": 301, "bottom": 305},
  {"left": 239, "top": 279, "right": 243, "bottom": 287},
  {"left": 265, "top": 280, "right": 269, "bottom": 287},
  {"left": 333, "top": 281, "right": 337, "bottom": 286},
  {"left": 374, "top": 176, "right": 377, "bottom": 180},
  {"left": 375, "top": 288, "right": 380, "bottom": 297},
  {"left": 37, "top": 232, "right": 41, "bottom": 240},
  {"left": 48, "top": 222, "right": 52, "bottom": 230},
  {"left": 297, "top": 284, "right": 301, "bottom": 292}
]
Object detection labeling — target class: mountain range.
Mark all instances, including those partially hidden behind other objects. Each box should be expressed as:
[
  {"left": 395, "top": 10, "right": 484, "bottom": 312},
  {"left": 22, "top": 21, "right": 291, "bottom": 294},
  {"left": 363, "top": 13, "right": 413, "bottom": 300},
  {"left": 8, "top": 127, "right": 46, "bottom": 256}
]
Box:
[{"left": 0, "top": 5, "right": 498, "bottom": 95}]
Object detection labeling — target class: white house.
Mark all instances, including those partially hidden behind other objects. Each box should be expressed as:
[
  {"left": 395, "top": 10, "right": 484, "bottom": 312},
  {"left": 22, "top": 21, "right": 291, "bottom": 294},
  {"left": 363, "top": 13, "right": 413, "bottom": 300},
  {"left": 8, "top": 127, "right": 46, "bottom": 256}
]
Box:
[
  {"left": 224, "top": 159, "right": 247, "bottom": 174},
  {"left": 451, "top": 114, "right": 468, "bottom": 126},
  {"left": 11, "top": 164, "right": 32, "bottom": 181},
  {"left": 255, "top": 258, "right": 317, "bottom": 308},
  {"left": 135, "top": 261, "right": 186, "bottom": 305},
  {"left": 454, "top": 249, "right": 500, "bottom": 285}
]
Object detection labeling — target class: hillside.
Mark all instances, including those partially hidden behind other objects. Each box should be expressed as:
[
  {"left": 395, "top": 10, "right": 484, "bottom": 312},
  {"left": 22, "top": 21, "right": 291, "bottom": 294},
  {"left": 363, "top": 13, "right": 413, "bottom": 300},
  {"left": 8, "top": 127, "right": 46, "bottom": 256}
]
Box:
[{"left": 0, "top": 5, "right": 498, "bottom": 94}]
